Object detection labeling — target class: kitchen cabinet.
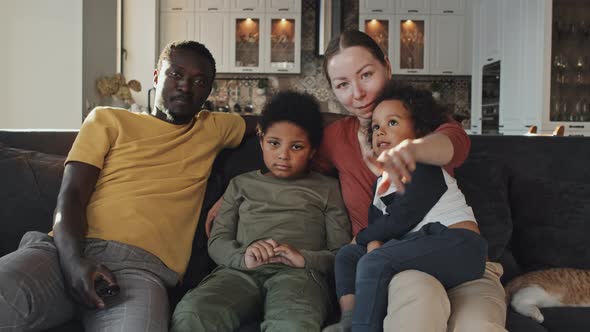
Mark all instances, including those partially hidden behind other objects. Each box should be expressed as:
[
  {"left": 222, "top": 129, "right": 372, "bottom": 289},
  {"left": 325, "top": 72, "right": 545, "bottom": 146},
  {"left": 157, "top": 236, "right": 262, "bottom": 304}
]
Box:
[
  {"left": 196, "top": 13, "right": 231, "bottom": 73},
  {"left": 232, "top": 0, "right": 266, "bottom": 12},
  {"left": 266, "top": 0, "right": 301, "bottom": 12},
  {"left": 470, "top": 0, "right": 590, "bottom": 136},
  {"left": 359, "top": 0, "right": 396, "bottom": 14},
  {"left": 159, "top": 0, "right": 300, "bottom": 73},
  {"left": 160, "top": 11, "right": 230, "bottom": 73},
  {"left": 396, "top": 0, "right": 430, "bottom": 14},
  {"left": 229, "top": 14, "right": 266, "bottom": 72},
  {"left": 359, "top": 0, "right": 470, "bottom": 76},
  {"left": 161, "top": 0, "right": 194, "bottom": 11},
  {"left": 160, "top": 12, "right": 194, "bottom": 48},
  {"left": 393, "top": 15, "right": 430, "bottom": 74},
  {"left": 359, "top": 15, "right": 394, "bottom": 58},
  {"left": 265, "top": 13, "right": 301, "bottom": 73},
  {"left": 196, "top": 0, "right": 230, "bottom": 11},
  {"left": 429, "top": 14, "right": 466, "bottom": 75},
  {"left": 479, "top": 0, "right": 501, "bottom": 65},
  {"left": 431, "top": 0, "right": 465, "bottom": 15}
]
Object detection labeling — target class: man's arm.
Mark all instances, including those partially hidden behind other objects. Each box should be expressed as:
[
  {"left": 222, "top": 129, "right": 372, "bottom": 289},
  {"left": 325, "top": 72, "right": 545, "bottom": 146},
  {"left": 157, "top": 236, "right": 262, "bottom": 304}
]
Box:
[{"left": 52, "top": 161, "right": 116, "bottom": 309}]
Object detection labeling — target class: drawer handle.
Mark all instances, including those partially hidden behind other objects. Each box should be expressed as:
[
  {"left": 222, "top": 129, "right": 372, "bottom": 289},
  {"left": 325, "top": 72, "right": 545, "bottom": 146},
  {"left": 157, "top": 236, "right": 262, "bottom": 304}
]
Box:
[
  {"left": 242, "top": 68, "right": 253, "bottom": 72},
  {"left": 487, "top": 58, "right": 494, "bottom": 62},
  {"left": 408, "top": 10, "right": 419, "bottom": 13},
  {"left": 278, "top": 8, "right": 289, "bottom": 11},
  {"left": 207, "top": 7, "right": 218, "bottom": 10},
  {"left": 569, "top": 125, "right": 585, "bottom": 129},
  {"left": 498, "top": 125, "right": 504, "bottom": 128},
  {"left": 443, "top": 10, "right": 454, "bottom": 13},
  {"left": 524, "top": 125, "right": 533, "bottom": 128},
  {"left": 243, "top": 7, "right": 254, "bottom": 11},
  {"left": 371, "top": 9, "right": 383, "bottom": 12},
  {"left": 442, "top": 71, "right": 454, "bottom": 74},
  {"left": 277, "top": 69, "right": 288, "bottom": 72},
  {"left": 472, "top": 125, "right": 478, "bottom": 128},
  {"left": 407, "top": 70, "right": 418, "bottom": 73},
  {"left": 172, "top": 7, "right": 182, "bottom": 10}
]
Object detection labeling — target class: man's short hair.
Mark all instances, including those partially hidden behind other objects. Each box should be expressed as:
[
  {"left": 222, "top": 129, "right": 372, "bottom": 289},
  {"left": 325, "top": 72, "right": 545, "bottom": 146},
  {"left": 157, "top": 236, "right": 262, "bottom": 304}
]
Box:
[{"left": 157, "top": 40, "right": 216, "bottom": 79}]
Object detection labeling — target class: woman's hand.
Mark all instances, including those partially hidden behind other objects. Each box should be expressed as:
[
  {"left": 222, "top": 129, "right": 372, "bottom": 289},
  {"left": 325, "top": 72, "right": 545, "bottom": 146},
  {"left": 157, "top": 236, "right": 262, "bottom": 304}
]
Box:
[
  {"left": 270, "top": 244, "right": 306, "bottom": 268},
  {"left": 374, "top": 139, "right": 417, "bottom": 195},
  {"left": 244, "top": 239, "right": 279, "bottom": 269},
  {"left": 205, "top": 198, "right": 223, "bottom": 237},
  {"left": 367, "top": 240, "right": 383, "bottom": 253}
]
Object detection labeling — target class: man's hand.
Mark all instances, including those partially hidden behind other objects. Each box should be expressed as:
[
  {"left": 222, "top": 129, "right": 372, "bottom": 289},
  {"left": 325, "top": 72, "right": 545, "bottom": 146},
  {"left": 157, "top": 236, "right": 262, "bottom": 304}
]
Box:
[
  {"left": 367, "top": 240, "right": 384, "bottom": 253},
  {"left": 270, "top": 244, "right": 306, "bottom": 268},
  {"left": 350, "top": 236, "right": 357, "bottom": 245},
  {"left": 205, "top": 198, "right": 223, "bottom": 237},
  {"left": 61, "top": 257, "right": 117, "bottom": 309},
  {"left": 244, "top": 239, "right": 279, "bottom": 269}
]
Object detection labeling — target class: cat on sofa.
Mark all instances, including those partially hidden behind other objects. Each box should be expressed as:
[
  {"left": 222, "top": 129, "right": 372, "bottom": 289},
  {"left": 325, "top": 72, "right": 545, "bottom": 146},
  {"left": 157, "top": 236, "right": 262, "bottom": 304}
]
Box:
[{"left": 505, "top": 268, "right": 590, "bottom": 323}]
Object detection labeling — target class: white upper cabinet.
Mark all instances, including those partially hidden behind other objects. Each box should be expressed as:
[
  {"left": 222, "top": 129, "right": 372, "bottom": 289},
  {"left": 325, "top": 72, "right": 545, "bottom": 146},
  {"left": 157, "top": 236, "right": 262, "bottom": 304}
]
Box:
[
  {"left": 397, "top": 0, "right": 430, "bottom": 14},
  {"left": 430, "top": 14, "right": 465, "bottom": 75},
  {"left": 393, "top": 15, "right": 430, "bottom": 74},
  {"left": 196, "top": 0, "right": 230, "bottom": 11},
  {"left": 479, "top": 0, "right": 501, "bottom": 64},
  {"left": 161, "top": 0, "right": 194, "bottom": 11},
  {"left": 264, "top": 13, "right": 301, "bottom": 73},
  {"left": 359, "top": 0, "right": 396, "bottom": 14},
  {"left": 229, "top": 13, "right": 266, "bottom": 72},
  {"left": 232, "top": 0, "right": 266, "bottom": 12},
  {"left": 431, "top": 0, "right": 465, "bottom": 15},
  {"left": 196, "top": 13, "right": 231, "bottom": 72},
  {"left": 160, "top": 12, "right": 194, "bottom": 50},
  {"left": 266, "top": 0, "right": 301, "bottom": 12}
]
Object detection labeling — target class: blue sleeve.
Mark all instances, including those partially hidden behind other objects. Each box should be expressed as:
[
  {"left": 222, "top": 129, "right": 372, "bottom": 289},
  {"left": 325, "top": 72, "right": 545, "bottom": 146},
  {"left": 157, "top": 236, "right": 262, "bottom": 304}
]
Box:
[{"left": 356, "top": 164, "right": 448, "bottom": 245}]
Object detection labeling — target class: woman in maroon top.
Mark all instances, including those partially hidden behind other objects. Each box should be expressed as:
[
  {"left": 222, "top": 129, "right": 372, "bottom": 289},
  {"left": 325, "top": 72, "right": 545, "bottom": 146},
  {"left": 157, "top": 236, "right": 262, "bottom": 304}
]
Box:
[{"left": 319, "top": 30, "right": 506, "bottom": 332}]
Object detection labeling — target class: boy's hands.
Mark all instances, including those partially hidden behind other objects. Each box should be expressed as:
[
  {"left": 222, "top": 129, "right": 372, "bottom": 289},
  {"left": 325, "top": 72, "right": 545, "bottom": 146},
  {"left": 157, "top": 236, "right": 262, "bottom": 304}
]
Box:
[
  {"left": 270, "top": 244, "right": 306, "bottom": 268},
  {"left": 245, "top": 239, "right": 279, "bottom": 269},
  {"left": 244, "top": 239, "right": 306, "bottom": 269}
]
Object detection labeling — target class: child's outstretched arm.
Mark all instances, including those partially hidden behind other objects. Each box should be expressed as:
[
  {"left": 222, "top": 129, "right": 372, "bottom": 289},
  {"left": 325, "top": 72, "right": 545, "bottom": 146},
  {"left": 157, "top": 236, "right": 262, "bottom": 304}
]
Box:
[
  {"left": 207, "top": 179, "right": 248, "bottom": 268},
  {"left": 356, "top": 164, "right": 447, "bottom": 246},
  {"left": 299, "top": 180, "right": 351, "bottom": 275}
]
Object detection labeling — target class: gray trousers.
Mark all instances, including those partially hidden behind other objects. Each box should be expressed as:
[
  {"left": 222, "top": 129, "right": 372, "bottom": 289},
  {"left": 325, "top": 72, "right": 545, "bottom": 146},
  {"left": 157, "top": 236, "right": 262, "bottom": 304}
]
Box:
[{"left": 0, "top": 231, "right": 178, "bottom": 332}]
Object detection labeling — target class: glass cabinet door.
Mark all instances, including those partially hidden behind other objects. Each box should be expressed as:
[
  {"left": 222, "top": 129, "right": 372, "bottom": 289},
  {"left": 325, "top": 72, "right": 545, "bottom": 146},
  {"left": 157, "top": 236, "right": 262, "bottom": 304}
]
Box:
[
  {"left": 230, "top": 14, "right": 265, "bottom": 72},
  {"left": 395, "top": 15, "right": 429, "bottom": 74},
  {"left": 550, "top": 0, "right": 590, "bottom": 125},
  {"left": 360, "top": 16, "right": 392, "bottom": 57},
  {"left": 266, "top": 13, "right": 300, "bottom": 73}
]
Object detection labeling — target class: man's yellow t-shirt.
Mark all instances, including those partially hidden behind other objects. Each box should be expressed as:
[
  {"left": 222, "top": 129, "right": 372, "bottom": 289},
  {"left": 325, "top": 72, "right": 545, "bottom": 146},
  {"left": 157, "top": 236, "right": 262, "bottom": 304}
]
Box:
[{"left": 64, "top": 107, "right": 245, "bottom": 277}]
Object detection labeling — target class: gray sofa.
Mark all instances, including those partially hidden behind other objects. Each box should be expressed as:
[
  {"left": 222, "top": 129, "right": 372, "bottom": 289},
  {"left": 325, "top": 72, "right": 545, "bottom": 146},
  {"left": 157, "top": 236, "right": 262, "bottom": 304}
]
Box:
[{"left": 1, "top": 114, "right": 589, "bottom": 331}]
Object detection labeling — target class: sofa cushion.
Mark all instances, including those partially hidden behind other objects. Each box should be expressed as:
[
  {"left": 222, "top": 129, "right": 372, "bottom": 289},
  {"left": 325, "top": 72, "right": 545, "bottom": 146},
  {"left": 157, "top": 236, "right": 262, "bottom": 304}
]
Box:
[
  {"left": 509, "top": 173, "right": 590, "bottom": 270},
  {"left": 0, "top": 147, "right": 65, "bottom": 256},
  {"left": 455, "top": 153, "right": 512, "bottom": 261}
]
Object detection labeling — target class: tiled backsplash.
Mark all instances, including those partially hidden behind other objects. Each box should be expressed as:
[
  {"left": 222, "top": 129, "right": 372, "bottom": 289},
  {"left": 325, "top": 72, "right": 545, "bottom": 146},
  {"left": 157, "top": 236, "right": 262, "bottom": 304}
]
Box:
[{"left": 210, "top": 0, "right": 471, "bottom": 119}]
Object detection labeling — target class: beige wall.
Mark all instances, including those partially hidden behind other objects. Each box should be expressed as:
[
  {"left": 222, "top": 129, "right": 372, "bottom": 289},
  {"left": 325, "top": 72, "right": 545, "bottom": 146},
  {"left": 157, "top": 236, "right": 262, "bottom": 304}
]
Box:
[{"left": 0, "top": 0, "right": 117, "bottom": 130}]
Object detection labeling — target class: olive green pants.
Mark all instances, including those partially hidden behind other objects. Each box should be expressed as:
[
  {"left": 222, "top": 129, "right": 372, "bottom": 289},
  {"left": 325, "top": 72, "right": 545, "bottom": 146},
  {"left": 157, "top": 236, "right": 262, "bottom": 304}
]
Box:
[{"left": 171, "top": 265, "right": 332, "bottom": 332}]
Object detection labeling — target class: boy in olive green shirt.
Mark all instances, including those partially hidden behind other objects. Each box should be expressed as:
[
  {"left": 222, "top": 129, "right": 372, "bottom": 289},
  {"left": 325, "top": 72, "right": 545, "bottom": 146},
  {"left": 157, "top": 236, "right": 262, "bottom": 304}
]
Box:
[{"left": 172, "top": 91, "right": 351, "bottom": 332}]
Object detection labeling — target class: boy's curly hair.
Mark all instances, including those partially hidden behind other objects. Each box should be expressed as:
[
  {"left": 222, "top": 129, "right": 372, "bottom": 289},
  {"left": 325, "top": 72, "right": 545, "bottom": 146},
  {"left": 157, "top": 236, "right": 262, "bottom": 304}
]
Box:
[
  {"left": 258, "top": 91, "right": 323, "bottom": 149},
  {"left": 369, "top": 81, "right": 450, "bottom": 143}
]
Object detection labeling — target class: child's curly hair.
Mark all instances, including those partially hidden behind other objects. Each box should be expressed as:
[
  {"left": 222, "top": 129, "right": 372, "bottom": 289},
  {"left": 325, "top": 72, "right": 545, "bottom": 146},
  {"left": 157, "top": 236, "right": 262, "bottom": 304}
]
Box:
[
  {"left": 258, "top": 91, "right": 323, "bottom": 148},
  {"left": 368, "top": 81, "right": 450, "bottom": 144}
]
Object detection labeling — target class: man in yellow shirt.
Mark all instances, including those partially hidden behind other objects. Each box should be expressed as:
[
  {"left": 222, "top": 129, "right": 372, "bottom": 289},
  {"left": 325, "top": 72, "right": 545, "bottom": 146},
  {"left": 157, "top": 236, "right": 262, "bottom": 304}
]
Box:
[{"left": 0, "top": 41, "right": 254, "bottom": 331}]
